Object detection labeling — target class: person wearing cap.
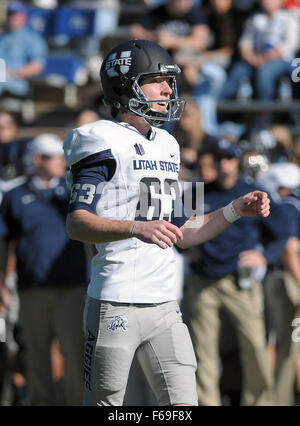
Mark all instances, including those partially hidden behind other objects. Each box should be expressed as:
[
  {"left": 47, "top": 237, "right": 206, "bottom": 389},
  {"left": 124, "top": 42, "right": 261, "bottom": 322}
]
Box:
[
  {"left": 256, "top": 162, "right": 300, "bottom": 405},
  {"left": 0, "top": 1, "right": 48, "bottom": 97},
  {"left": 0, "top": 133, "right": 89, "bottom": 405},
  {"left": 186, "top": 139, "right": 293, "bottom": 405}
]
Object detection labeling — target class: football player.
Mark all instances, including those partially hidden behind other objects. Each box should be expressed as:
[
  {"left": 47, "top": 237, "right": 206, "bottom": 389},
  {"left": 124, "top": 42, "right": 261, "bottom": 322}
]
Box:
[{"left": 63, "top": 39, "right": 270, "bottom": 406}]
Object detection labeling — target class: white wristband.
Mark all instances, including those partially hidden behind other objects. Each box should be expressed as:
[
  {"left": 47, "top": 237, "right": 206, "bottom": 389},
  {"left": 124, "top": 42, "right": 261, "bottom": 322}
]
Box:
[{"left": 223, "top": 201, "right": 241, "bottom": 223}]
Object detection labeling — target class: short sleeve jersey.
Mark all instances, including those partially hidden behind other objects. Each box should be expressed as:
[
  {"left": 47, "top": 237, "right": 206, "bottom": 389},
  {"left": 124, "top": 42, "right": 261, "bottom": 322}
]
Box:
[
  {"left": 139, "top": 4, "right": 207, "bottom": 37},
  {"left": 63, "top": 120, "right": 187, "bottom": 303}
]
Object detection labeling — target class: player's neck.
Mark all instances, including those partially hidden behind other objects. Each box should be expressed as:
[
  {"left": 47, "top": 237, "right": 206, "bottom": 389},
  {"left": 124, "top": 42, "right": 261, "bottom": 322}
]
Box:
[{"left": 121, "top": 113, "right": 152, "bottom": 138}]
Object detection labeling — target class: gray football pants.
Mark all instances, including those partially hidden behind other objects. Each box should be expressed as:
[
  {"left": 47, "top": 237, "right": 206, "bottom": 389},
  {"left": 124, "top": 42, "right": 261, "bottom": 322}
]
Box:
[{"left": 83, "top": 297, "right": 198, "bottom": 406}]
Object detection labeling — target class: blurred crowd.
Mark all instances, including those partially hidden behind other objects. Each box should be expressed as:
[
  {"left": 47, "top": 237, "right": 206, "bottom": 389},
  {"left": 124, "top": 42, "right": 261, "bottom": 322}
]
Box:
[{"left": 1, "top": 0, "right": 300, "bottom": 406}]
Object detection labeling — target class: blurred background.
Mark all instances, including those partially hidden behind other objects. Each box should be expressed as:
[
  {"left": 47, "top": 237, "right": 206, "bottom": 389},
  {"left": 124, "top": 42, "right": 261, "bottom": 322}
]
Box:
[{"left": 0, "top": 0, "right": 300, "bottom": 407}]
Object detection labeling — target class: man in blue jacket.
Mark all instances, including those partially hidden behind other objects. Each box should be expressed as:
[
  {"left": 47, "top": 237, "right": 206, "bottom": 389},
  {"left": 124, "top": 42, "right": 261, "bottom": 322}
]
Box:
[
  {"left": 0, "top": 1, "right": 48, "bottom": 97},
  {"left": 0, "top": 133, "right": 89, "bottom": 405},
  {"left": 187, "top": 139, "right": 292, "bottom": 405}
]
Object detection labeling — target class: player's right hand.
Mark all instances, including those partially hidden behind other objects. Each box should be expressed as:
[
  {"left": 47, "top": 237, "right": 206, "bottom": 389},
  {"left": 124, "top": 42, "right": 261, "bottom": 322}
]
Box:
[{"left": 134, "top": 220, "right": 183, "bottom": 249}]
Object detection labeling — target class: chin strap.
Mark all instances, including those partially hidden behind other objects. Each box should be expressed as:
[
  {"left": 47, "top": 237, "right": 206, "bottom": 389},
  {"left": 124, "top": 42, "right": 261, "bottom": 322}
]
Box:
[{"left": 144, "top": 108, "right": 168, "bottom": 127}]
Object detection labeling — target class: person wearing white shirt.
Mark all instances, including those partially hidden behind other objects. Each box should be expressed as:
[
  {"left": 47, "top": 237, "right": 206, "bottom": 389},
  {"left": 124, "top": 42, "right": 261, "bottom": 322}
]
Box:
[{"left": 221, "top": 0, "right": 299, "bottom": 101}]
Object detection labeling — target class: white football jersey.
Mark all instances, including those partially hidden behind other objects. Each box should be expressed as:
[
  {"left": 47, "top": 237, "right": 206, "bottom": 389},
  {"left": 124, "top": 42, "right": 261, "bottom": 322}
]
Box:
[{"left": 64, "top": 119, "right": 184, "bottom": 303}]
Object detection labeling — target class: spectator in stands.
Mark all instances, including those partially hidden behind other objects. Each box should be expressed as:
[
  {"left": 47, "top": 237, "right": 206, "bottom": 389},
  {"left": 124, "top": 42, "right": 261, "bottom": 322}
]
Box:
[
  {"left": 197, "top": 146, "right": 218, "bottom": 184},
  {"left": 186, "top": 139, "right": 292, "bottom": 405},
  {"left": 0, "top": 133, "right": 89, "bottom": 405},
  {"left": 172, "top": 95, "right": 206, "bottom": 151},
  {"left": 190, "top": 0, "right": 238, "bottom": 71},
  {"left": 230, "top": 0, "right": 260, "bottom": 34},
  {"left": 176, "top": 0, "right": 250, "bottom": 137},
  {"left": 130, "top": 0, "right": 234, "bottom": 137},
  {"left": 256, "top": 162, "right": 300, "bottom": 405},
  {"left": 130, "top": 0, "right": 209, "bottom": 59},
  {"left": 170, "top": 96, "right": 218, "bottom": 181},
  {"left": 0, "top": 1, "right": 48, "bottom": 98},
  {"left": 221, "top": 0, "right": 299, "bottom": 102},
  {"left": 0, "top": 111, "right": 34, "bottom": 193},
  {"left": 270, "top": 124, "right": 294, "bottom": 162},
  {"left": 0, "top": 111, "right": 18, "bottom": 144},
  {"left": 129, "top": 0, "right": 209, "bottom": 96}
]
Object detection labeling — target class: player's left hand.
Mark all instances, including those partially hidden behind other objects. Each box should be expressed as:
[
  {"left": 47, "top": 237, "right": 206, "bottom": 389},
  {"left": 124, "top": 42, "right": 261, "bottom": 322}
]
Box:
[{"left": 233, "top": 190, "right": 270, "bottom": 218}]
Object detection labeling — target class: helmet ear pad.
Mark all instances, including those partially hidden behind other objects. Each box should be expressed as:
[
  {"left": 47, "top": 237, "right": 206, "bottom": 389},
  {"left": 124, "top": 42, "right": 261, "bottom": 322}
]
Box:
[
  {"left": 111, "top": 85, "right": 122, "bottom": 97},
  {"left": 100, "top": 39, "right": 186, "bottom": 126}
]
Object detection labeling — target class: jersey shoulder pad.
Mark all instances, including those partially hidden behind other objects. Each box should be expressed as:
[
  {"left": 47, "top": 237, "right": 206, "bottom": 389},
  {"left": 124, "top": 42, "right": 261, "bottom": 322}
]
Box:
[{"left": 63, "top": 120, "right": 115, "bottom": 167}]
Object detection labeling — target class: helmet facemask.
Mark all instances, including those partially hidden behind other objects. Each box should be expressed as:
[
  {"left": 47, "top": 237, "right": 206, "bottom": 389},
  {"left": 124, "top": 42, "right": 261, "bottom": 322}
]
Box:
[{"left": 128, "top": 65, "right": 186, "bottom": 127}]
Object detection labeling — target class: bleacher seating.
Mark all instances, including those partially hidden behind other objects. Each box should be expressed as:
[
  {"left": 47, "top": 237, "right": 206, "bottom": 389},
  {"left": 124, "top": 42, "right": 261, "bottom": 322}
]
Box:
[
  {"left": 2, "top": 2, "right": 299, "bottom": 127},
  {"left": 26, "top": 6, "right": 55, "bottom": 37},
  {"left": 18, "top": 6, "right": 93, "bottom": 119},
  {"left": 26, "top": 6, "right": 97, "bottom": 37},
  {"left": 53, "top": 7, "right": 96, "bottom": 37},
  {"left": 35, "top": 54, "right": 88, "bottom": 107}
]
